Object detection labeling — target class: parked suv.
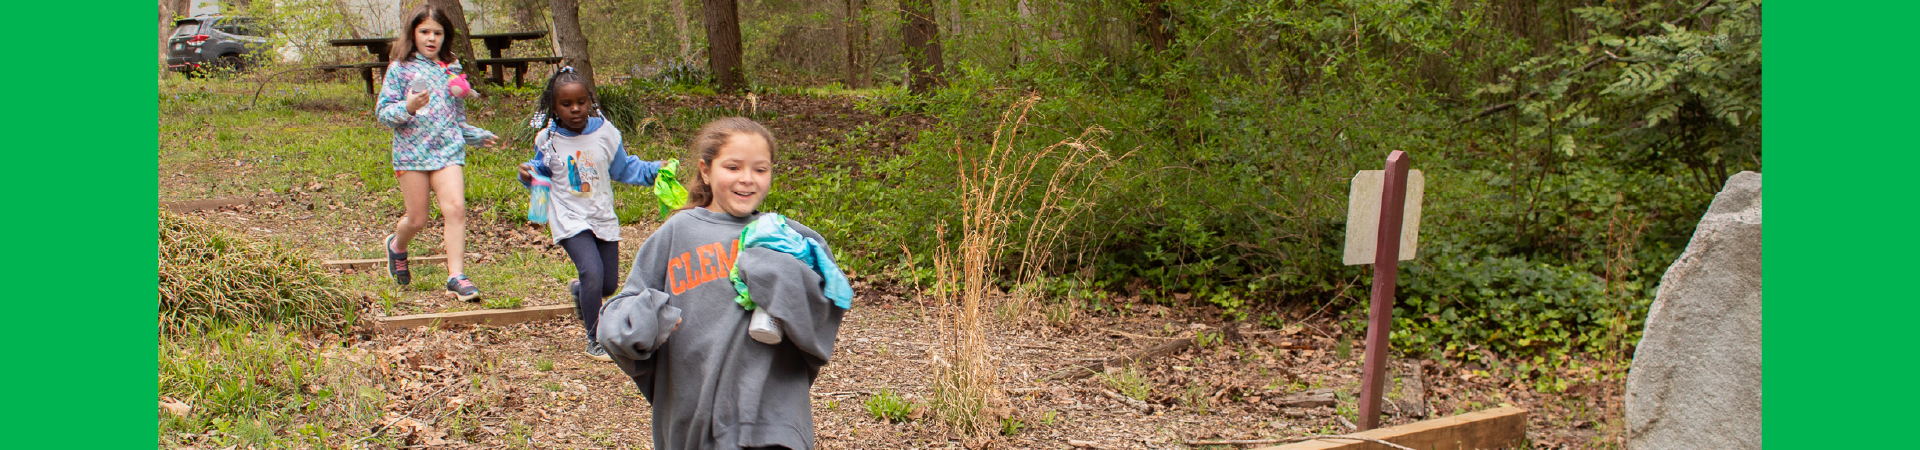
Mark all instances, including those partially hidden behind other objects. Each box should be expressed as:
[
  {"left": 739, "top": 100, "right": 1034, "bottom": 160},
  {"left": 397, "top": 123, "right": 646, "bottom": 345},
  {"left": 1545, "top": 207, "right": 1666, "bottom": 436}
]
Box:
[{"left": 167, "top": 15, "right": 269, "bottom": 76}]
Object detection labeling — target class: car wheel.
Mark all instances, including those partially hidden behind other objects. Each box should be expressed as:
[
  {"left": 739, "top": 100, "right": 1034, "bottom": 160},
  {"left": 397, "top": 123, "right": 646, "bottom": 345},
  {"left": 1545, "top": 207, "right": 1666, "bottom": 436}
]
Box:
[{"left": 218, "top": 54, "right": 244, "bottom": 74}]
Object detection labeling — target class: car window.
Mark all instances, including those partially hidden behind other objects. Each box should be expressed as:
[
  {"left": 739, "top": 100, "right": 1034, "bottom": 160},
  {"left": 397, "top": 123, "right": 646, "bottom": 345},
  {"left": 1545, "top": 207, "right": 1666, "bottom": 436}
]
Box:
[
  {"left": 215, "top": 19, "right": 241, "bottom": 35},
  {"left": 236, "top": 20, "right": 263, "bottom": 37},
  {"left": 170, "top": 22, "right": 203, "bottom": 37}
]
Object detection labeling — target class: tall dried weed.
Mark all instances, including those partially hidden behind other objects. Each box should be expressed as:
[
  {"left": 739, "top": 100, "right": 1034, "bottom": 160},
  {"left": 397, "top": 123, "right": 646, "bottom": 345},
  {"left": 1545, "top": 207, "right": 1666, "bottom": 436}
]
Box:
[{"left": 928, "top": 95, "right": 1120, "bottom": 436}]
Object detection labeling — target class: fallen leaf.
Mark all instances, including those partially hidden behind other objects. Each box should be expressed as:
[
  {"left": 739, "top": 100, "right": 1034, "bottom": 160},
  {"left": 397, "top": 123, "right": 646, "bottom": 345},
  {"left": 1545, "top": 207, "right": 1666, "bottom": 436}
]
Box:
[{"left": 160, "top": 399, "right": 192, "bottom": 417}]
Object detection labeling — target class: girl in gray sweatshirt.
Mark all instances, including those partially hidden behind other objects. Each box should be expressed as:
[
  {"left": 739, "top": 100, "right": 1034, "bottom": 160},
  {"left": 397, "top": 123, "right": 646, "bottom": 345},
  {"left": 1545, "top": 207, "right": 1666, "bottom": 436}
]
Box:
[{"left": 596, "top": 117, "right": 846, "bottom": 450}]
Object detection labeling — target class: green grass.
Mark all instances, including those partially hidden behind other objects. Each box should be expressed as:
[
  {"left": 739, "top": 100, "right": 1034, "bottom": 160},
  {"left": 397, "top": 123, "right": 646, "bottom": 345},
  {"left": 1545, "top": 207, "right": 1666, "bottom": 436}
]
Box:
[
  {"left": 1095, "top": 367, "right": 1152, "bottom": 401},
  {"left": 159, "top": 324, "right": 391, "bottom": 448},
  {"left": 864, "top": 389, "right": 916, "bottom": 423}
]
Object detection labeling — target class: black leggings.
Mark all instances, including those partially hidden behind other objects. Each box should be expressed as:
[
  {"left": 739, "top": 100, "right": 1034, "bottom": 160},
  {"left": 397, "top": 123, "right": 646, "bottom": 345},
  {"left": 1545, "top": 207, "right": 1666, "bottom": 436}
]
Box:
[{"left": 560, "top": 230, "right": 620, "bottom": 340}]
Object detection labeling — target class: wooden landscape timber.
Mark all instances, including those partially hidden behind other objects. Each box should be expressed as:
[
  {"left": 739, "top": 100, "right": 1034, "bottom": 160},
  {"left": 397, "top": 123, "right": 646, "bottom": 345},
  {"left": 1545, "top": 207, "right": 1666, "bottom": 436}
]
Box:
[
  {"left": 375, "top": 304, "right": 574, "bottom": 332},
  {"left": 162, "top": 197, "right": 257, "bottom": 213},
  {"left": 1272, "top": 388, "right": 1338, "bottom": 409},
  {"left": 1046, "top": 337, "right": 1194, "bottom": 381},
  {"left": 323, "top": 255, "right": 449, "bottom": 271},
  {"left": 1243, "top": 406, "right": 1528, "bottom": 450}
]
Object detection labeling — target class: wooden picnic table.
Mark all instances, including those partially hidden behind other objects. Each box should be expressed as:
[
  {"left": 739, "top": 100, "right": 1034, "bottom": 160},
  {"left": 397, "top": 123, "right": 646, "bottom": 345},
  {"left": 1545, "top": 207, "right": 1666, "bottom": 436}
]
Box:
[
  {"left": 324, "top": 37, "right": 397, "bottom": 96},
  {"left": 322, "top": 31, "right": 562, "bottom": 95},
  {"left": 470, "top": 31, "right": 563, "bottom": 87},
  {"left": 471, "top": 31, "right": 549, "bottom": 59}
]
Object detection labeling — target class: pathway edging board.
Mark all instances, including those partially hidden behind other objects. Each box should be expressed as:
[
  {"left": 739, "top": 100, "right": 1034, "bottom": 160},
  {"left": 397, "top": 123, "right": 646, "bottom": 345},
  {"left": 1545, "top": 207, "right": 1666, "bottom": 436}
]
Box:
[
  {"left": 376, "top": 304, "right": 574, "bottom": 332},
  {"left": 324, "top": 255, "right": 449, "bottom": 271},
  {"left": 1251, "top": 406, "right": 1528, "bottom": 450},
  {"left": 162, "top": 197, "right": 257, "bottom": 213}
]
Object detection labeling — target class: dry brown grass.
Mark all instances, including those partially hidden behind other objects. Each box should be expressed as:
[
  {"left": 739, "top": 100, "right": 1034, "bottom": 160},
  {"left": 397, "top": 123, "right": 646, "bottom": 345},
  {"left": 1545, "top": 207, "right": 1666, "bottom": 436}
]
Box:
[{"left": 927, "top": 94, "right": 1121, "bottom": 437}]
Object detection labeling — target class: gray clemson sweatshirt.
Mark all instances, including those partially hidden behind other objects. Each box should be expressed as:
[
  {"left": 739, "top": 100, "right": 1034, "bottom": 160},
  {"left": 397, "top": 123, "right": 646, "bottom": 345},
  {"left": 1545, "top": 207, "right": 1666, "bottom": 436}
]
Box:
[{"left": 597, "top": 207, "right": 847, "bottom": 450}]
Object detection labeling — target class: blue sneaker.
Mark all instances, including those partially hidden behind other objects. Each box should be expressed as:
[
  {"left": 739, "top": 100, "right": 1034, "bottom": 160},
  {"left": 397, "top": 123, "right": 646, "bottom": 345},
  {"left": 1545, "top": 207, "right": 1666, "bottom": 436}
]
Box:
[
  {"left": 385, "top": 234, "right": 410, "bottom": 286},
  {"left": 447, "top": 274, "right": 480, "bottom": 302}
]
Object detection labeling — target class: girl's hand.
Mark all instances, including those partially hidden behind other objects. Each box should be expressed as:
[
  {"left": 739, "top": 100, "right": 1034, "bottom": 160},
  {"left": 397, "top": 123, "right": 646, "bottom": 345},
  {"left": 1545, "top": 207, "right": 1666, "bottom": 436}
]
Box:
[
  {"left": 482, "top": 137, "right": 501, "bottom": 148},
  {"left": 404, "top": 90, "right": 428, "bottom": 114},
  {"left": 518, "top": 163, "right": 534, "bottom": 184}
]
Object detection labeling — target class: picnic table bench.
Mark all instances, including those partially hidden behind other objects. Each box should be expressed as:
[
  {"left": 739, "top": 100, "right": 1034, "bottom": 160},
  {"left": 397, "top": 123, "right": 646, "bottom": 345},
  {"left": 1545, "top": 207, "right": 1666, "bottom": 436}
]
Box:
[
  {"left": 470, "top": 31, "right": 564, "bottom": 87},
  {"left": 474, "top": 56, "right": 566, "bottom": 87},
  {"left": 325, "top": 37, "right": 396, "bottom": 96}
]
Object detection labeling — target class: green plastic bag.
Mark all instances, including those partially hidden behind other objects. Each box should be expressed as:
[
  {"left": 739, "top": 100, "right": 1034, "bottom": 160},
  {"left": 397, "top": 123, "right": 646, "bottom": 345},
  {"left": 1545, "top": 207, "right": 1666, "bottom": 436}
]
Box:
[{"left": 653, "top": 159, "right": 690, "bottom": 219}]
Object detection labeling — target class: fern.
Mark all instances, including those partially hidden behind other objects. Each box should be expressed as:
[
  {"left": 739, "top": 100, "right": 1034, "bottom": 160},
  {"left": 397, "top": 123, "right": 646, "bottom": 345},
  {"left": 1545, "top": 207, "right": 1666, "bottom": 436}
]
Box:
[{"left": 1468, "top": 0, "right": 1761, "bottom": 189}]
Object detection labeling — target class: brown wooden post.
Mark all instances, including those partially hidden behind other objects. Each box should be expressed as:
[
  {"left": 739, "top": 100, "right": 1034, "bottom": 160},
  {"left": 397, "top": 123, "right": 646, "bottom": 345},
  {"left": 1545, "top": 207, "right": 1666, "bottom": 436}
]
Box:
[{"left": 1357, "top": 150, "right": 1411, "bottom": 430}]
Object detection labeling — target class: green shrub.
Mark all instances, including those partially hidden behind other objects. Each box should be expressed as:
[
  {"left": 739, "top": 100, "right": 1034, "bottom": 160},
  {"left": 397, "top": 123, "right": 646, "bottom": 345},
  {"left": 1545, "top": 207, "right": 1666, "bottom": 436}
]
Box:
[{"left": 1389, "top": 243, "right": 1616, "bottom": 360}]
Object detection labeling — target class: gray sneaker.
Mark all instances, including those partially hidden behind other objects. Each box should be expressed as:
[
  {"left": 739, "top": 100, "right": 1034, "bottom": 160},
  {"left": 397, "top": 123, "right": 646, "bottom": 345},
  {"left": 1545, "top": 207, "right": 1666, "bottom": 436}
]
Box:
[
  {"left": 447, "top": 274, "right": 480, "bottom": 302},
  {"left": 584, "top": 339, "right": 613, "bottom": 362},
  {"left": 569, "top": 279, "right": 582, "bottom": 316}
]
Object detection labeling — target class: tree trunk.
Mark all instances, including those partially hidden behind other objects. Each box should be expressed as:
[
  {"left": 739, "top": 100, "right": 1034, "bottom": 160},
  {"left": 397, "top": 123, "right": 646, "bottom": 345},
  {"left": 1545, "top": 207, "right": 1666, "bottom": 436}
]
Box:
[
  {"left": 550, "top": 0, "right": 596, "bottom": 89},
  {"left": 901, "top": 0, "right": 943, "bottom": 93},
  {"left": 427, "top": 0, "right": 479, "bottom": 66},
  {"left": 160, "top": 0, "right": 189, "bottom": 62},
  {"left": 1015, "top": 0, "right": 1032, "bottom": 65},
  {"left": 704, "top": 0, "right": 747, "bottom": 93},
  {"left": 330, "top": 0, "right": 365, "bottom": 38},
  {"left": 843, "top": 0, "right": 867, "bottom": 87},
  {"left": 670, "top": 0, "right": 692, "bottom": 61},
  {"left": 509, "top": 0, "right": 543, "bottom": 34},
  {"left": 1141, "top": 0, "right": 1172, "bottom": 54}
]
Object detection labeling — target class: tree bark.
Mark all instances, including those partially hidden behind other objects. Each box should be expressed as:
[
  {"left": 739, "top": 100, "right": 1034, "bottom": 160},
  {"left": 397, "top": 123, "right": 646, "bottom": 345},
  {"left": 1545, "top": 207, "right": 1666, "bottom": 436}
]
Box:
[
  {"left": 509, "top": 0, "right": 543, "bottom": 34},
  {"left": 670, "top": 0, "right": 692, "bottom": 61},
  {"left": 704, "top": 0, "right": 747, "bottom": 93},
  {"left": 330, "top": 0, "right": 365, "bottom": 38},
  {"left": 427, "top": 0, "right": 479, "bottom": 66},
  {"left": 550, "top": 0, "right": 596, "bottom": 89},
  {"left": 901, "top": 0, "right": 944, "bottom": 94},
  {"left": 1141, "top": 0, "right": 1173, "bottom": 54},
  {"left": 843, "top": 0, "right": 867, "bottom": 87},
  {"left": 1015, "top": 0, "right": 1033, "bottom": 65},
  {"left": 160, "top": 0, "right": 190, "bottom": 62}
]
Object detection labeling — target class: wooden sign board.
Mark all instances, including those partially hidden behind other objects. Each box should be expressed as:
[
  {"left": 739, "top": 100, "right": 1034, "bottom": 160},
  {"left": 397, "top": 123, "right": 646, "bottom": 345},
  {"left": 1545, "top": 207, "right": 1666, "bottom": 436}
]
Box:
[{"left": 1343, "top": 170, "right": 1425, "bottom": 265}]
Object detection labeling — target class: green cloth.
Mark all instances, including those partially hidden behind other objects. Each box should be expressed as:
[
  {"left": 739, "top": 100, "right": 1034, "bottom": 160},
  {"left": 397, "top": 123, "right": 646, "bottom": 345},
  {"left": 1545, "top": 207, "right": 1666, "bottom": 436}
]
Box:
[
  {"left": 653, "top": 159, "right": 689, "bottom": 219},
  {"left": 729, "top": 213, "right": 855, "bottom": 311}
]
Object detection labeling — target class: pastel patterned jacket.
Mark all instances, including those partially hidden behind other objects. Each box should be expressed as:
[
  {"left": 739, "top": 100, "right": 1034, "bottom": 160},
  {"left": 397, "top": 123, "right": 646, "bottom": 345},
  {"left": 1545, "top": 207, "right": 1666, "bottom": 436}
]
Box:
[{"left": 375, "top": 53, "right": 496, "bottom": 171}]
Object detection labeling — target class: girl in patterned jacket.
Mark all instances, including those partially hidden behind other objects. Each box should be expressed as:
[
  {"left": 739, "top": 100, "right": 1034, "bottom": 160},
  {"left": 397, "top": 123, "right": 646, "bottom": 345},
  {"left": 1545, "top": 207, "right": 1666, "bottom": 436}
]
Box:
[{"left": 374, "top": 4, "right": 499, "bottom": 301}]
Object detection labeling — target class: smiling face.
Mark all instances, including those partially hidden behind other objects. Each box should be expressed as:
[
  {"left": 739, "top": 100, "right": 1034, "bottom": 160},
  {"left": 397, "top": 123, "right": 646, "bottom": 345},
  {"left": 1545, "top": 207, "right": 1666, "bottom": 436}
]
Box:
[
  {"left": 412, "top": 20, "right": 444, "bottom": 60},
  {"left": 552, "top": 82, "right": 592, "bottom": 132},
  {"left": 699, "top": 133, "right": 774, "bottom": 217}
]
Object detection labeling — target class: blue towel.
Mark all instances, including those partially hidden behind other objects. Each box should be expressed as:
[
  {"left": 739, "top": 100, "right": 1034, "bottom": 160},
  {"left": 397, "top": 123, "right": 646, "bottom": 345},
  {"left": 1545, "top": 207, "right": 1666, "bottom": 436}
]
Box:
[{"left": 730, "top": 213, "right": 854, "bottom": 310}]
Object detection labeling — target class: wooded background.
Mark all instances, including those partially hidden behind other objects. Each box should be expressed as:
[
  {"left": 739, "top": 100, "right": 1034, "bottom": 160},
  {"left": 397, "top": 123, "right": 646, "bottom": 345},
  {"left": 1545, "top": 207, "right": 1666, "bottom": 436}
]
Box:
[{"left": 162, "top": 0, "right": 1762, "bottom": 385}]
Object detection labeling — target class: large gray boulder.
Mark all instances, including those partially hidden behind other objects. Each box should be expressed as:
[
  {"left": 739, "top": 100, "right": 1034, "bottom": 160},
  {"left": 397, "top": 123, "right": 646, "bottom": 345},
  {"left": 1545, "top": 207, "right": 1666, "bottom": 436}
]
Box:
[{"left": 1626, "top": 171, "right": 1762, "bottom": 449}]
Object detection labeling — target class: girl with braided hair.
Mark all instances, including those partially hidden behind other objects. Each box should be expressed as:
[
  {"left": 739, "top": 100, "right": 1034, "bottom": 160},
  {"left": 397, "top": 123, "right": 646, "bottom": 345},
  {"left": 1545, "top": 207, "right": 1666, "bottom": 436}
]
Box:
[{"left": 517, "top": 66, "right": 668, "bottom": 361}]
